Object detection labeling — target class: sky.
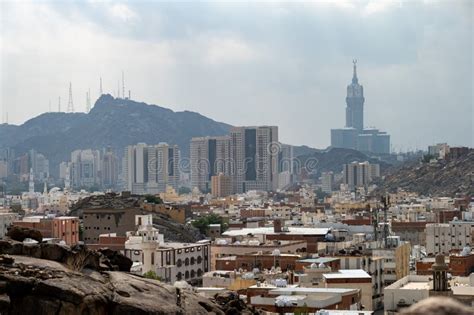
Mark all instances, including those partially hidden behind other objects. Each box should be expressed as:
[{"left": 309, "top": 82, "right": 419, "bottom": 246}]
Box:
[{"left": 0, "top": 0, "right": 472, "bottom": 151}]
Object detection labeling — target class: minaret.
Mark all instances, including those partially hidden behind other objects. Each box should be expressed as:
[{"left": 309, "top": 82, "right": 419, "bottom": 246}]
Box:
[
  {"left": 43, "top": 181, "right": 48, "bottom": 195},
  {"left": 28, "top": 168, "right": 35, "bottom": 194},
  {"left": 431, "top": 254, "right": 450, "bottom": 292},
  {"left": 345, "top": 59, "right": 365, "bottom": 131}
]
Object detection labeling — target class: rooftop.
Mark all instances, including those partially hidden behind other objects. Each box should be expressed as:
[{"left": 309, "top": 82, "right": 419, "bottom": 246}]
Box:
[
  {"left": 222, "top": 226, "right": 329, "bottom": 237},
  {"left": 323, "top": 269, "right": 371, "bottom": 279}
]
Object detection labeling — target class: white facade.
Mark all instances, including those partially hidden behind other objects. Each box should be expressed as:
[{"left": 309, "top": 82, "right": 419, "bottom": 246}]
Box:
[
  {"left": 426, "top": 221, "right": 473, "bottom": 255},
  {"left": 124, "top": 214, "right": 210, "bottom": 284}
]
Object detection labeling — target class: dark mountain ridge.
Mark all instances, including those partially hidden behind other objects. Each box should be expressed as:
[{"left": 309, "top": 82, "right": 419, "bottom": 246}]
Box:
[{"left": 0, "top": 95, "right": 231, "bottom": 174}]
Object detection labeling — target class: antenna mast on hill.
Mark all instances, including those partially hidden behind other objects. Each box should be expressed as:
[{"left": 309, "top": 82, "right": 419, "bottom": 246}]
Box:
[
  {"left": 122, "top": 70, "right": 125, "bottom": 99},
  {"left": 86, "top": 89, "right": 91, "bottom": 113},
  {"left": 67, "top": 82, "right": 74, "bottom": 113}
]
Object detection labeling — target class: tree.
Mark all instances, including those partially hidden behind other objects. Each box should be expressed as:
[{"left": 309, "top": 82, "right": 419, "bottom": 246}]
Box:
[
  {"left": 192, "top": 213, "right": 227, "bottom": 235},
  {"left": 143, "top": 270, "right": 161, "bottom": 281},
  {"left": 144, "top": 195, "right": 163, "bottom": 204}
]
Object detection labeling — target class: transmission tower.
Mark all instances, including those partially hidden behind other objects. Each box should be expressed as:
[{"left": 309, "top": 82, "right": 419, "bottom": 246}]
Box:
[
  {"left": 86, "top": 89, "right": 91, "bottom": 113},
  {"left": 122, "top": 70, "right": 125, "bottom": 99},
  {"left": 67, "top": 82, "right": 74, "bottom": 113}
]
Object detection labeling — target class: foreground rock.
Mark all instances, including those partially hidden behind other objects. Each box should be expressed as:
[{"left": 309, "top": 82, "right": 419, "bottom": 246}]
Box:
[
  {"left": 0, "top": 240, "right": 258, "bottom": 314},
  {"left": 6, "top": 226, "right": 43, "bottom": 243},
  {"left": 0, "top": 239, "right": 131, "bottom": 272},
  {"left": 0, "top": 255, "right": 225, "bottom": 314}
]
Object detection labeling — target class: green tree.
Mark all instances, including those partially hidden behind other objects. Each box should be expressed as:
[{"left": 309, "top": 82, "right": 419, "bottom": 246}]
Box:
[
  {"left": 144, "top": 195, "right": 163, "bottom": 204},
  {"left": 192, "top": 213, "right": 227, "bottom": 235}
]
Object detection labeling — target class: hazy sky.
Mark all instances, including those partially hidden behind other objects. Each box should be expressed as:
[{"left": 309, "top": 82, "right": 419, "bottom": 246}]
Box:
[{"left": 1, "top": 0, "right": 472, "bottom": 150}]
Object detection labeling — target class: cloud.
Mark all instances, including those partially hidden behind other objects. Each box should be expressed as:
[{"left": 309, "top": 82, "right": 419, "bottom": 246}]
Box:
[
  {"left": 107, "top": 4, "right": 138, "bottom": 22},
  {"left": 0, "top": 1, "right": 472, "bottom": 150}
]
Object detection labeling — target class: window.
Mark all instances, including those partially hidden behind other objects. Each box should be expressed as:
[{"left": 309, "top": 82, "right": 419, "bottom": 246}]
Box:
[
  {"left": 197, "top": 256, "right": 202, "bottom": 264},
  {"left": 177, "top": 259, "right": 182, "bottom": 267},
  {"left": 176, "top": 272, "right": 182, "bottom": 280},
  {"left": 191, "top": 270, "right": 195, "bottom": 278},
  {"left": 185, "top": 258, "right": 189, "bottom": 266},
  {"left": 185, "top": 271, "right": 189, "bottom": 279},
  {"left": 191, "top": 257, "right": 195, "bottom": 265}
]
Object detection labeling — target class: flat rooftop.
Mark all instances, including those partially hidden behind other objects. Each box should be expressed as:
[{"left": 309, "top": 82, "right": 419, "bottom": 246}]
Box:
[
  {"left": 400, "top": 281, "right": 431, "bottom": 290},
  {"left": 222, "top": 227, "right": 329, "bottom": 237},
  {"left": 323, "top": 269, "right": 371, "bottom": 279}
]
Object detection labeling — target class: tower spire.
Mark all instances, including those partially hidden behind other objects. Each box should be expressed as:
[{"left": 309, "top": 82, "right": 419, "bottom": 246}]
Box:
[{"left": 352, "top": 59, "right": 358, "bottom": 84}]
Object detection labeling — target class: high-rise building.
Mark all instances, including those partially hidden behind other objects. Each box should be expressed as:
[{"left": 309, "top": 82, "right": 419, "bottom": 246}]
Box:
[
  {"left": 211, "top": 173, "right": 232, "bottom": 198},
  {"left": 29, "top": 149, "right": 49, "bottom": 181},
  {"left": 123, "top": 143, "right": 148, "bottom": 194},
  {"left": 124, "top": 143, "right": 180, "bottom": 194},
  {"left": 321, "top": 171, "right": 334, "bottom": 194},
  {"left": 70, "top": 149, "right": 101, "bottom": 189},
  {"left": 190, "top": 136, "right": 230, "bottom": 193},
  {"left": 331, "top": 61, "right": 390, "bottom": 154},
  {"left": 102, "top": 147, "right": 118, "bottom": 189},
  {"left": 147, "top": 143, "right": 180, "bottom": 193},
  {"left": 230, "top": 126, "right": 279, "bottom": 193},
  {"left": 343, "top": 161, "right": 380, "bottom": 190},
  {"left": 346, "top": 60, "right": 364, "bottom": 132}
]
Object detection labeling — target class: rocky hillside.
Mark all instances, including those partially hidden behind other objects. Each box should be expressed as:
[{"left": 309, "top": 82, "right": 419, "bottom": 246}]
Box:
[
  {"left": 375, "top": 151, "right": 474, "bottom": 196},
  {"left": 0, "top": 239, "right": 255, "bottom": 315},
  {"left": 0, "top": 95, "right": 231, "bottom": 174}
]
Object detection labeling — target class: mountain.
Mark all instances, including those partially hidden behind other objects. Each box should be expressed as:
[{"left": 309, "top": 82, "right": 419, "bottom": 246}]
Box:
[
  {"left": 374, "top": 151, "right": 474, "bottom": 196},
  {"left": 0, "top": 95, "right": 231, "bottom": 174}
]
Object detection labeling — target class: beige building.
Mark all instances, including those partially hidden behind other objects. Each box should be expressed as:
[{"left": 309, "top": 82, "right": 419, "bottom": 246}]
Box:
[
  {"left": 373, "top": 239, "right": 411, "bottom": 286},
  {"left": 202, "top": 270, "right": 256, "bottom": 290},
  {"left": 211, "top": 173, "right": 232, "bottom": 198}
]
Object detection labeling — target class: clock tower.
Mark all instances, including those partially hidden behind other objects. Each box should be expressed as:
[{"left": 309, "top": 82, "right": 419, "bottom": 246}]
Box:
[{"left": 345, "top": 60, "right": 365, "bottom": 131}]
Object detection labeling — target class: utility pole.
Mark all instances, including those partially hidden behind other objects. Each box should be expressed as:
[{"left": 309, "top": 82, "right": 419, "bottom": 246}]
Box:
[{"left": 381, "top": 195, "right": 390, "bottom": 248}]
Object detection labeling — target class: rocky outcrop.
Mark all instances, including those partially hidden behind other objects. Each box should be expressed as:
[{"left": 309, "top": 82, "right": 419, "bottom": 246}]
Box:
[
  {"left": 0, "top": 240, "right": 131, "bottom": 272},
  {"left": 375, "top": 151, "right": 474, "bottom": 196},
  {"left": 6, "top": 226, "right": 43, "bottom": 243},
  {"left": 0, "top": 255, "right": 225, "bottom": 314},
  {"left": 0, "top": 241, "right": 258, "bottom": 314}
]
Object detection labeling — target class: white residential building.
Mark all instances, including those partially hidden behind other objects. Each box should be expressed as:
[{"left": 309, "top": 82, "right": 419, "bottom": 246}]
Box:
[
  {"left": 124, "top": 214, "right": 210, "bottom": 284},
  {"left": 425, "top": 221, "right": 473, "bottom": 255}
]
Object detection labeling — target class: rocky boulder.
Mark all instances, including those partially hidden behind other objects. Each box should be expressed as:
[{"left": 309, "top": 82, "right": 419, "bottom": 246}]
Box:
[
  {"left": 0, "top": 255, "right": 226, "bottom": 314},
  {"left": 6, "top": 226, "right": 42, "bottom": 243}
]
